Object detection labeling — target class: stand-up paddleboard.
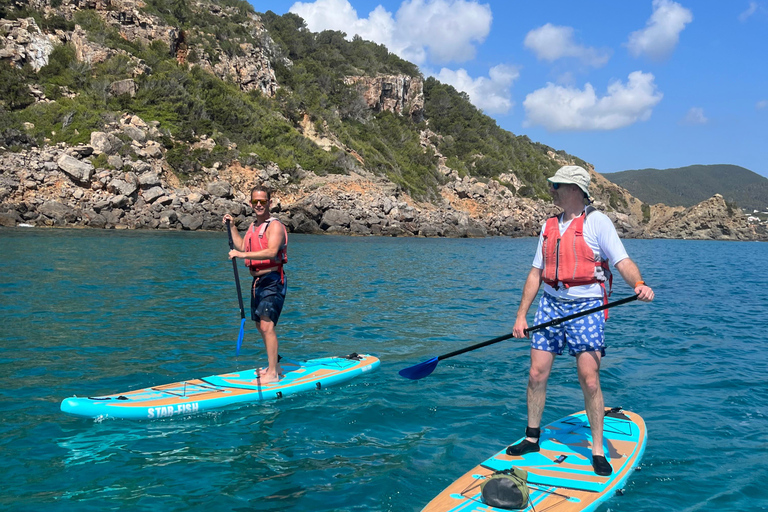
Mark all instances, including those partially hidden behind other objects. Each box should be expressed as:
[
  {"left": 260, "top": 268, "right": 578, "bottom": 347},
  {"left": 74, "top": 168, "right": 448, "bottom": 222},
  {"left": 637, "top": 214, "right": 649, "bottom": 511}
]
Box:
[
  {"left": 422, "top": 408, "right": 646, "bottom": 512},
  {"left": 61, "top": 353, "right": 379, "bottom": 420}
]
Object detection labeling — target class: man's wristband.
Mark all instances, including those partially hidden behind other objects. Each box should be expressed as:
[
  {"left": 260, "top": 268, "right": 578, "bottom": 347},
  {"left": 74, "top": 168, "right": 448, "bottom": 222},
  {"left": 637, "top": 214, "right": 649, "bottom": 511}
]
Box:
[{"left": 635, "top": 280, "right": 645, "bottom": 288}]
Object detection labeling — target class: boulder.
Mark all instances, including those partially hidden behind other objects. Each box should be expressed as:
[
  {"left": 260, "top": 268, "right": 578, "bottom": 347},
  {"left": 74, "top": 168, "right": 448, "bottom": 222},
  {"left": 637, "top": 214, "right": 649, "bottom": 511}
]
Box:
[
  {"left": 90, "top": 132, "right": 122, "bottom": 155},
  {"left": 57, "top": 154, "right": 94, "bottom": 184},
  {"left": 84, "top": 210, "right": 107, "bottom": 228},
  {"left": 122, "top": 124, "right": 146, "bottom": 142},
  {"left": 187, "top": 192, "right": 204, "bottom": 203},
  {"left": 107, "top": 179, "right": 138, "bottom": 197},
  {"left": 138, "top": 172, "right": 161, "bottom": 187},
  {"left": 179, "top": 213, "right": 203, "bottom": 231},
  {"left": 287, "top": 212, "right": 321, "bottom": 234},
  {"left": 207, "top": 180, "right": 233, "bottom": 198},
  {"left": 142, "top": 186, "right": 165, "bottom": 203},
  {"left": 107, "top": 155, "right": 124, "bottom": 169},
  {"left": 137, "top": 141, "right": 163, "bottom": 159},
  {"left": 39, "top": 200, "right": 78, "bottom": 224},
  {"left": 320, "top": 209, "right": 351, "bottom": 230},
  {"left": 0, "top": 211, "right": 21, "bottom": 227},
  {"left": 110, "top": 79, "right": 137, "bottom": 97},
  {"left": 110, "top": 194, "right": 129, "bottom": 208}
]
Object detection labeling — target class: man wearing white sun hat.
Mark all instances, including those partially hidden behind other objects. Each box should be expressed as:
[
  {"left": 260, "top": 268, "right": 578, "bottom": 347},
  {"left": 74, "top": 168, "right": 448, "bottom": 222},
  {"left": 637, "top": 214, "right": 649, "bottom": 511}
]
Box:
[{"left": 506, "top": 165, "right": 654, "bottom": 476}]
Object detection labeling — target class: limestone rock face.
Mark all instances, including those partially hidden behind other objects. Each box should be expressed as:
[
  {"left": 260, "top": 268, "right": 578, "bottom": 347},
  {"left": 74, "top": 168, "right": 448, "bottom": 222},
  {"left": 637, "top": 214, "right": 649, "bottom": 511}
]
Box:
[
  {"left": 203, "top": 42, "right": 279, "bottom": 96},
  {"left": 70, "top": 25, "right": 114, "bottom": 64},
  {"left": 33, "top": 0, "right": 282, "bottom": 96},
  {"left": 0, "top": 17, "right": 56, "bottom": 71},
  {"left": 344, "top": 75, "right": 425, "bottom": 121},
  {"left": 643, "top": 194, "right": 756, "bottom": 241}
]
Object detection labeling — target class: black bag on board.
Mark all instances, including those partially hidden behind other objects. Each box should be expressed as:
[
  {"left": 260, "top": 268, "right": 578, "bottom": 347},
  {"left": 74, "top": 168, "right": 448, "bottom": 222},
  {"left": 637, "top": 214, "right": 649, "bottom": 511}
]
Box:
[{"left": 480, "top": 467, "right": 530, "bottom": 510}]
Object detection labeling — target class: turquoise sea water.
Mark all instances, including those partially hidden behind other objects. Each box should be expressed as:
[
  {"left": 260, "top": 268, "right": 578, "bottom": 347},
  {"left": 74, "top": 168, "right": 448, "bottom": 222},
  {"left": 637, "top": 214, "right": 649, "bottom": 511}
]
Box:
[{"left": 1, "top": 227, "right": 767, "bottom": 511}]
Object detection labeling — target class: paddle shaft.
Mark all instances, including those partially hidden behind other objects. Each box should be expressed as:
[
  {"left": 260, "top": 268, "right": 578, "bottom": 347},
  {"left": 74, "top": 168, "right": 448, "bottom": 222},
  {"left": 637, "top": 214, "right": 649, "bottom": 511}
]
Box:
[
  {"left": 226, "top": 219, "right": 246, "bottom": 320},
  {"left": 436, "top": 294, "right": 638, "bottom": 362}
]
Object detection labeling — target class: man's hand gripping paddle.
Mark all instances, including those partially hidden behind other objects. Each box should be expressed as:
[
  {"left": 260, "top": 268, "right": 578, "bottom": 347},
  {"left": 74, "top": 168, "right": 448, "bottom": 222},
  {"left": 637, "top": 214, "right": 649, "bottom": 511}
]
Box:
[
  {"left": 398, "top": 294, "right": 639, "bottom": 380},
  {"left": 226, "top": 219, "right": 246, "bottom": 355}
]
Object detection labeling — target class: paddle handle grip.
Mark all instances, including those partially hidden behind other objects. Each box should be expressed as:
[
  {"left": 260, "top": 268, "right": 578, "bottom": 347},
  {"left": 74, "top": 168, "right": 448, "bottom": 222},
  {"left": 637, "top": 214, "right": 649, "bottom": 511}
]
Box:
[{"left": 226, "top": 219, "right": 246, "bottom": 319}]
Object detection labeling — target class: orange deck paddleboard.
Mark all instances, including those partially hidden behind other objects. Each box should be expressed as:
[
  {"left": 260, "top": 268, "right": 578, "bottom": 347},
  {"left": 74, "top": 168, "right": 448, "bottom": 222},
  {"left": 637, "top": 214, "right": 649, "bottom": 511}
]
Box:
[{"left": 422, "top": 408, "right": 646, "bottom": 512}]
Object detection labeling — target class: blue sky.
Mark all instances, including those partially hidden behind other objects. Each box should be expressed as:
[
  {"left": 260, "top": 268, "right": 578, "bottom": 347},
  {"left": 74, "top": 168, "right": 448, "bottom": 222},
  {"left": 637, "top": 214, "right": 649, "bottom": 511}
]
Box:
[{"left": 250, "top": 1, "right": 768, "bottom": 177}]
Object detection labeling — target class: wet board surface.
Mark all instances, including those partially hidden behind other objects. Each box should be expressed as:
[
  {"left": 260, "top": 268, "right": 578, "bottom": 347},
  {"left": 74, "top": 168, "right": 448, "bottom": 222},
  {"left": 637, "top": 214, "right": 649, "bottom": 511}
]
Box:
[
  {"left": 422, "top": 408, "right": 646, "bottom": 512},
  {"left": 61, "top": 353, "right": 380, "bottom": 420}
]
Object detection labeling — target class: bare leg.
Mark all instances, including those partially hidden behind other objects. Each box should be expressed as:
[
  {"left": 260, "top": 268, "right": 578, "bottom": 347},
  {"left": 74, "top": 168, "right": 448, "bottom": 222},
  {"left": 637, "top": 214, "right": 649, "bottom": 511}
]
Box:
[
  {"left": 576, "top": 350, "right": 604, "bottom": 456},
  {"left": 525, "top": 349, "right": 555, "bottom": 441},
  {"left": 256, "top": 318, "right": 282, "bottom": 383}
]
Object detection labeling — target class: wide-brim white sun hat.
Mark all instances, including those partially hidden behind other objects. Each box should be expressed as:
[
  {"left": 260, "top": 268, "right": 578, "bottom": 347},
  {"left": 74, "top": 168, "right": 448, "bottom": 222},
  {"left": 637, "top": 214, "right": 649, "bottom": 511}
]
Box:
[{"left": 548, "top": 165, "right": 590, "bottom": 196}]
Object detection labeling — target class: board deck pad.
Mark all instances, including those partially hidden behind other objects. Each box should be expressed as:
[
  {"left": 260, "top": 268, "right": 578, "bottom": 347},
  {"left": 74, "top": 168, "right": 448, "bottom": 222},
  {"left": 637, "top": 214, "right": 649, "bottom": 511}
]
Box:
[
  {"left": 422, "top": 408, "right": 646, "bottom": 512},
  {"left": 61, "top": 353, "right": 380, "bottom": 420}
]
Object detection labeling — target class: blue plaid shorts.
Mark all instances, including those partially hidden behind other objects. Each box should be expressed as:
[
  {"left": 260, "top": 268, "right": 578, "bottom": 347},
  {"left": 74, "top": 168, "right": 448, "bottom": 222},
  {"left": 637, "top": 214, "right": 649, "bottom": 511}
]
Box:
[{"left": 531, "top": 293, "right": 605, "bottom": 356}]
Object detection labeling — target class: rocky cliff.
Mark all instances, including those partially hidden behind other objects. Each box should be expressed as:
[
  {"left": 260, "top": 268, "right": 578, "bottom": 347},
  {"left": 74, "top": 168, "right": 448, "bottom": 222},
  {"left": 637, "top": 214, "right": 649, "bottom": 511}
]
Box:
[
  {"left": 344, "top": 75, "right": 424, "bottom": 122},
  {"left": 0, "top": 1, "right": 283, "bottom": 96}
]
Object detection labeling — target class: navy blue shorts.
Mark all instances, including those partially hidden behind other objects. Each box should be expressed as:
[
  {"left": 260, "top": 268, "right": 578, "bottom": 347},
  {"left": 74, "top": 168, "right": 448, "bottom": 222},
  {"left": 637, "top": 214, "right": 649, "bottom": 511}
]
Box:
[{"left": 250, "top": 272, "right": 287, "bottom": 325}]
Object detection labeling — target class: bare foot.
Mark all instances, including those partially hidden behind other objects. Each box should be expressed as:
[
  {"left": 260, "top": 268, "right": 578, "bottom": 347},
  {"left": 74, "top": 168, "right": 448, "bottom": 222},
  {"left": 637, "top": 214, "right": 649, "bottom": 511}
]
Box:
[
  {"left": 257, "top": 372, "right": 282, "bottom": 384},
  {"left": 258, "top": 366, "right": 284, "bottom": 377}
]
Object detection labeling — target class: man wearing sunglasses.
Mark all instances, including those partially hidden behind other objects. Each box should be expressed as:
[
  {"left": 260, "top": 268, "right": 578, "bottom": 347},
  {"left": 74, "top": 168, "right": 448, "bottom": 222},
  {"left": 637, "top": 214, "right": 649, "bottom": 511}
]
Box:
[
  {"left": 506, "top": 165, "right": 654, "bottom": 476},
  {"left": 223, "top": 185, "right": 288, "bottom": 383}
]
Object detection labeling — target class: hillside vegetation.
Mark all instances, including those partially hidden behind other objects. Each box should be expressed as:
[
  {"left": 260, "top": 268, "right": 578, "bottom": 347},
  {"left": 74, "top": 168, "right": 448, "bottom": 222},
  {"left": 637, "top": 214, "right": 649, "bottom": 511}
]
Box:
[
  {"left": 0, "top": 0, "right": 583, "bottom": 201},
  {"left": 602, "top": 164, "right": 768, "bottom": 211}
]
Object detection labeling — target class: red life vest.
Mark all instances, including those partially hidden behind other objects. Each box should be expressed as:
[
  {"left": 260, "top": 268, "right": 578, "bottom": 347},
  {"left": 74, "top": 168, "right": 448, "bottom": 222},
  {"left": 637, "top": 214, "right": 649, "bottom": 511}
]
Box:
[
  {"left": 243, "top": 217, "right": 288, "bottom": 281},
  {"left": 541, "top": 207, "right": 612, "bottom": 315}
]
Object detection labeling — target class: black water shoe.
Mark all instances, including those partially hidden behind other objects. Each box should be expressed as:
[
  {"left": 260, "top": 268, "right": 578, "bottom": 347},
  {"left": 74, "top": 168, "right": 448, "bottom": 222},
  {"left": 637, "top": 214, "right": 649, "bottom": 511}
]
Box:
[
  {"left": 592, "top": 455, "right": 612, "bottom": 476},
  {"left": 505, "top": 439, "right": 540, "bottom": 456}
]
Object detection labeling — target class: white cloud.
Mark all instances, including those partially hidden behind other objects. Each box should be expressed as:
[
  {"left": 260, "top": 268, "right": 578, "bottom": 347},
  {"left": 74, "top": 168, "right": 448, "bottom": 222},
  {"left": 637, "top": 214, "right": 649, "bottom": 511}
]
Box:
[
  {"left": 524, "top": 23, "right": 610, "bottom": 68},
  {"left": 523, "top": 71, "right": 663, "bottom": 131},
  {"left": 681, "top": 107, "right": 708, "bottom": 125},
  {"left": 626, "top": 0, "right": 693, "bottom": 61},
  {"left": 289, "top": 0, "right": 492, "bottom": 66},
  {"left": 757, "top": 100, "right": 768, "bottom": 110},
  {"left": 739, "top": 1, "right": 759, "bottom": 22},
  {"left": 434, "top": 64, "right": 520, "bottom": 115}
]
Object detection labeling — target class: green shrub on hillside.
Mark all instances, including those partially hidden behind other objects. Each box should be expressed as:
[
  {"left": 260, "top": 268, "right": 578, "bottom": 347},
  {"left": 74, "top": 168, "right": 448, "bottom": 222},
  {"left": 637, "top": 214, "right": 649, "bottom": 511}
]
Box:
[
  {"left": 423, "top": 78, "right": 580, "bottom": 197},
  {"left": 0, "top": 62, "right": 35, "bottom": 111},
  {"left": 17, "top": 98, "right": 103, "bottom": 145}
]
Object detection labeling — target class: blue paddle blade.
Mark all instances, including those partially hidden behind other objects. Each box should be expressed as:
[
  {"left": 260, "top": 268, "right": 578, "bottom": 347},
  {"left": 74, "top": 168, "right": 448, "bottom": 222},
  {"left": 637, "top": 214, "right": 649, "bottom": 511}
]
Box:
[
  {"left": 236, "top": 318, "right": 245, "bottom": 355},
  {"left": 398, "top": 357, "right": 439, "bottom": 380}
]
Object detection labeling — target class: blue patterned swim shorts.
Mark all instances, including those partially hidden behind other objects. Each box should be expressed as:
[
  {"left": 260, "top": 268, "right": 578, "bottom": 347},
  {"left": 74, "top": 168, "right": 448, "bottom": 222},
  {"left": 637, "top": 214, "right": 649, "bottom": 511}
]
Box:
[{"left": 531, "top": 293, "right": 605, "bottom": 356}]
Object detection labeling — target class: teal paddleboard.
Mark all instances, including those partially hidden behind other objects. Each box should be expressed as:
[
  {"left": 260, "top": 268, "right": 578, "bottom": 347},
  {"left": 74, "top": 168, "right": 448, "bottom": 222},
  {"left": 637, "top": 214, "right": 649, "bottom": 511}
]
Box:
[
  {"left": 421, "top": 408, "right": 646, "bottom": 512},
  {"left": 61, "top": 353, "right": 379, "bottom": 420}
]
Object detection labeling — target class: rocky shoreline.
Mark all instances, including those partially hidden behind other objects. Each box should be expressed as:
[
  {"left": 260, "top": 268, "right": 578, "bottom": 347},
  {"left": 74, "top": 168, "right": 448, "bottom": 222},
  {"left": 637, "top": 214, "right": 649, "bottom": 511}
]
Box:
[
  {"left": 0, "top": 120, "right": 551, "bottom": 237},
  {"left": 0, "top": 112, "right": 764, "bottom": 242}
]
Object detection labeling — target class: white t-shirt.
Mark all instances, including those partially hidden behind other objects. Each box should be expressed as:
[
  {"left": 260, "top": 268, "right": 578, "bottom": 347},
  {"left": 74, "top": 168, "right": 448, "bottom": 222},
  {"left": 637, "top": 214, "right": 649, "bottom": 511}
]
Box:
[{"left": 532, "top": 208, "right": 629, "bottom": 299}]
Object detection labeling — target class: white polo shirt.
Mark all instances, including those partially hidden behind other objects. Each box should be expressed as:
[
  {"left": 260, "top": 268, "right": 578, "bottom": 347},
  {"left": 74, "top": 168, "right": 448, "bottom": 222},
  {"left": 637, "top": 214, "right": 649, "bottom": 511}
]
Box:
[{"left": 532, "top": 208, "right": 628, "bottom": 299}]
